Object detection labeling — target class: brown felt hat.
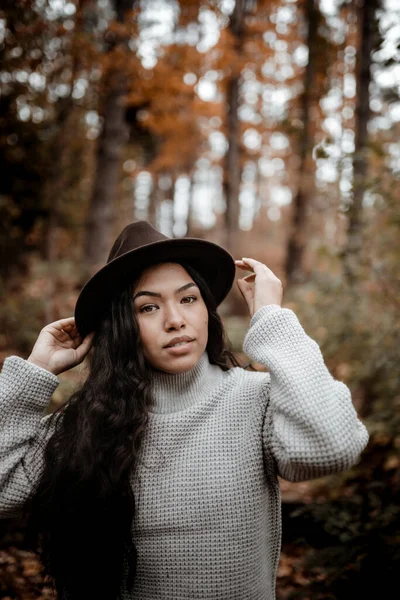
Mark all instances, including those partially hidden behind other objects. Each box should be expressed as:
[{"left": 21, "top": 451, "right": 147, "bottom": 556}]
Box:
[{"left": 74, "top": 220, "right": 236, "bottom": 337}]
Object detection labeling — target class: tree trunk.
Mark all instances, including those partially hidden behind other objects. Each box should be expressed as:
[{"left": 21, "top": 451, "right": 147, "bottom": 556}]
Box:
[
  {"left": 284, "top": 0, "right": 317, "bottom": 285},
  {"left": 342, "top": 0, "right": 379, "bottom": 284},
  {"left": 44, "top": 1, "right": 85, "bottom": 323},
  {"left": 223, "top": 0, "right": 246, "bottom": 252},
  {"left": 148, "top": 173, "right": 159, "bottom": 227},
  {"left": 44, "top": 100, "right": 77, "bottom": 324},
  {"left": 84, "top": 80, "right": 129, "bottom": 273},
  {"left": 83, "top": 0, "right": 136, "bottom": 277}
]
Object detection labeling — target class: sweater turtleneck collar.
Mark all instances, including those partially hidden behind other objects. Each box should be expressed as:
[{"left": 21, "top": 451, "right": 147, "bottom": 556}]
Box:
[{"left": 149, "top": 352, "right": 225, "bottom": 414}]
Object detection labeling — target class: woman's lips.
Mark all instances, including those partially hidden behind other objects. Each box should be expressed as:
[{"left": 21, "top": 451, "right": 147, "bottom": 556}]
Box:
[{"left": 164, "top": 340, "right": 194, "bottom": 354}]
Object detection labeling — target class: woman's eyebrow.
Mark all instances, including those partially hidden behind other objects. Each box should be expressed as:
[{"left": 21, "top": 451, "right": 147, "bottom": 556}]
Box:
[{"left": 133, "top": 282, "right": 198, "bottom": 301}]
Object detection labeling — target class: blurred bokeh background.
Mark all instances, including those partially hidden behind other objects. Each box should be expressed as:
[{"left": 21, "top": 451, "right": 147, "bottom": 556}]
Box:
[{"left": 0, "top": 0, "right": 399, "bottom": 598}]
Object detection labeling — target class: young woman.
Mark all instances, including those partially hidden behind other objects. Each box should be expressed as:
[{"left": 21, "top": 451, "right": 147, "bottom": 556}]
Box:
[{"left": 0, "top": 220, "right": 368, "bottom": 600}]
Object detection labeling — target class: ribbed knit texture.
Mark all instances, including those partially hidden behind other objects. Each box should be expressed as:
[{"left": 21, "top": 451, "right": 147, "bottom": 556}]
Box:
[{"left": 0, "top": 305, "right": 369, "bottom": 599}]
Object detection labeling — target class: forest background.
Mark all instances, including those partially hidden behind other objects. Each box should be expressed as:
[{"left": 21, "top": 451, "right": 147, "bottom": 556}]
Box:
[{"left": 0, "top": 0, "right": 399, "bottom": 598}]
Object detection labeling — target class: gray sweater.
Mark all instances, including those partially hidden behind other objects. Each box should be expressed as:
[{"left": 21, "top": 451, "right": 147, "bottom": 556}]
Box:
[{"left": 0, "top": 304, "right": 369, "bottom": 599}]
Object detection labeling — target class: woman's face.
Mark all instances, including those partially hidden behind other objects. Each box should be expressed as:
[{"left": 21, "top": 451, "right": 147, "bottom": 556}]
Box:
[{"left": 132, "top": 262, "right": 209, "bottom": 373}]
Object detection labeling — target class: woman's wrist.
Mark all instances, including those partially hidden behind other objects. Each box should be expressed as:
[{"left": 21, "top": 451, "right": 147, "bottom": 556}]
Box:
[{"left": 27, "top": 355, "right": 57, "bottom": 376}]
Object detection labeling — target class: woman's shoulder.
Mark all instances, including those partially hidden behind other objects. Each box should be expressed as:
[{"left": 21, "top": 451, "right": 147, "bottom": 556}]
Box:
[
  {"left": 214, "top": 364, "right": 271, "bottom": 417},
  {"left": 223, "top": 362, "right": 270, "bottom": 392}
]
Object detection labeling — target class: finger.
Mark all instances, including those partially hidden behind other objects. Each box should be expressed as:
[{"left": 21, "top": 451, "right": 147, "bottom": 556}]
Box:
[
  {"left": 56, "top": 316, "right": 76, "bottom": 327},
  {"left": 241, "top": 257, "right": 268, "bottom": 269},
  {"left": 235, "top": 263, "right": 260, "bottom": 276},
  {"left": 47, "top": 317, "right": 76, "bottom": 331},
  {"left": 72, "top": 334, "right": 83, "bottom": 348},
  {"left": 236, "top": 259, "right": 259, "bottom": 273},
  {"left": 240, "top": 257, "right": 260, "bottom": 263},
  {"left": 236, "top": 278, "right": 248, "bottom": 296},
  {"left": 237, "top": 277, "right": 255, "bottom": 296},
  {"left": 241, "top": 257, "right": 278, "bottom": 277},
  {"left": 58, "top": 323, "right": 79, "bottom": 343},
  {"left": 67, "top": 325, "right": 85, "bottom": 348},
  {"left": 47, "top": 325, "right": 74, "bottom": 343},
  {"left": 64, "top": 323, "right": 79, "bottom": 337},
  {"left": 236, "top": 280, "right": 253, "bottom": 310},
  {"left": 235, "top": 259, "right": 256, "bottom": 264},
  {"left": 83, "top": 331, "right": 95, "bottom": 344},
  {"left": 235, "top": 261, "right": 252, "bottom": 270},
  {"left": 75, "top": 332, "right": 95, "bottom": 362}
]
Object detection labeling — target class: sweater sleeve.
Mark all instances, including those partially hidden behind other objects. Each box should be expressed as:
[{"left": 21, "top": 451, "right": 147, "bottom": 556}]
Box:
[
  {"left": 243, "top": 304, "right": 369, "bottom": 482},
  {"left": 0, "top": 356, "right": 59, "bottom": 518}
]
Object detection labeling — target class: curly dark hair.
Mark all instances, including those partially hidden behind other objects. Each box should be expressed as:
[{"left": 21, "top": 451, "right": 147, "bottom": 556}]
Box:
[{"left": 25, "top": 261, "right": 241, "bottom": 600}]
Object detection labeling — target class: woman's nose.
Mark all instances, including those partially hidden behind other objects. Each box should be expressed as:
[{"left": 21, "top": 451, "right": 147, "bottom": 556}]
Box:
[{"left": 164, "top": 304, "right": 186, "bottom": 330}]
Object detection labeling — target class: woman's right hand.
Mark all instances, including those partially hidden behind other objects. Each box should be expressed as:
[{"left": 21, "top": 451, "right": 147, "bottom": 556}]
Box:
[{"left": 27, "top": 317, "right": 95, "bottom": 376}]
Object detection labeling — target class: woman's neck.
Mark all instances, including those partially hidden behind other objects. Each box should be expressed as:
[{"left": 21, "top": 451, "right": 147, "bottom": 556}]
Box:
[{"left": 149, "top": 353, "right": 224, "bottom": 414}]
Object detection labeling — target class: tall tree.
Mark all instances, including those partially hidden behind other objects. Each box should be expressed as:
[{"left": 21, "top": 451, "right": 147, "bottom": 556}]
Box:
[
  {"left": 43, "top": 0, "right": 90, "bottom": 323},
  {"left": 0, "top": 0, "right": 78, "bottom": 277},
  {"left": 223, "top": 0, "right": 247, "bottom": 252},
  {"left": 125, "top": 2, "right": 210, "bottom": 234},
  {"left": 284, "top": 0, "right": 319, "bottom": 284},
  {"left": 83, "top": 0, "right": 138, "bottom": 277},
  {"left": 342, "top": 0, "right": 380, "bottom": 283}
]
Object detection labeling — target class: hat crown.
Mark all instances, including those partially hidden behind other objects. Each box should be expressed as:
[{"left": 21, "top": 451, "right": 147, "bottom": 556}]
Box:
[{"left": 107, "top": 221, "right": 168, "bottom": 263}]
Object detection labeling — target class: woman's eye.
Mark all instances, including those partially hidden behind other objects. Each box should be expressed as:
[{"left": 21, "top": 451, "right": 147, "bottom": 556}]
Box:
[
  {"left": 140, "top": 305, "right": 157, "bottom": 313},
  {"left": 139, "top": 297, "right": 196, "bottom": 312}
]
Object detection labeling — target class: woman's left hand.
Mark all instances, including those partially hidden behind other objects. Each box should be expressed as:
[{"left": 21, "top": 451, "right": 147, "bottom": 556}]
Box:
[{"left": 235, "top": 257, "right": 283, "bottom": 318}]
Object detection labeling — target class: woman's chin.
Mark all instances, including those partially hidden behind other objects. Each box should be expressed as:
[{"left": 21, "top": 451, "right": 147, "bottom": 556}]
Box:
[{"left": 153, "top": 352, "right": 202, "bottom": 374}]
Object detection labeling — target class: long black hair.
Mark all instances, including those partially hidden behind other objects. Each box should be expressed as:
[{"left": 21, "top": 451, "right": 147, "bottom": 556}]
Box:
[{"left": 25, "top": 261, "right": 241, "bottom": 600}]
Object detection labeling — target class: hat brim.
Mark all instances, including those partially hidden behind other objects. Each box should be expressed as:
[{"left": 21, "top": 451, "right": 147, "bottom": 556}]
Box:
[{"left": 74, "top": 238, "right": 235, "bottom": 337}]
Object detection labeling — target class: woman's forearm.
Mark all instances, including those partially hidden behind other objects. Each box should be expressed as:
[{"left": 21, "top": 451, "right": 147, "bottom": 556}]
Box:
[
  {"left": 0, "top": 356, "right": 59, "bottom": 517},
  {"left": 243, "top": 305, "right": 369, "bottom": 482}
]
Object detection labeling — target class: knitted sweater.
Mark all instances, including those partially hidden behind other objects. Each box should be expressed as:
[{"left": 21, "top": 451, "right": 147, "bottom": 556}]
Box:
[{"left": 0, "top": 304, "right": 369, "bottom": 599}]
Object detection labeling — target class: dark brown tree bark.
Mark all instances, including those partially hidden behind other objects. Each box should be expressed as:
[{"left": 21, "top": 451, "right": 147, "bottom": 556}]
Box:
[
  {"left": 223, "top": 0, "right": 246, "bottom": 252},
  {"left": 84, "top": 81, "right": 129, "bottom": 273},
  {"left": 83, "top": 0, "right": 136, "bottom": 277},
  {"left": 342, "top": 0, "right": 380, "bottom": 284},
  {"left": 284, "top": 0, "right": 317, "bottom": 285}
]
